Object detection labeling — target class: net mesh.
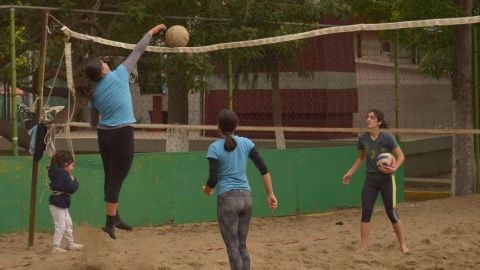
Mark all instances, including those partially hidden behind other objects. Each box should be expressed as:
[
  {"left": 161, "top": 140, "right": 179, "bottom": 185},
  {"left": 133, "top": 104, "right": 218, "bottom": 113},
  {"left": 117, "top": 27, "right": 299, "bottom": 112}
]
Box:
[{"left": 19, "top": 15, "right": 480, "bottom": 185}]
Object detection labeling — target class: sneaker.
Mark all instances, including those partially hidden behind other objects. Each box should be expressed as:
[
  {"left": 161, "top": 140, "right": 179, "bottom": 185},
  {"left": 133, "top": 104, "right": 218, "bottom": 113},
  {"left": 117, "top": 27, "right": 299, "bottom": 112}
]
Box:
[
  {"left": 51, "top": 246, "right": 68, "bottom": 254},
  {"left": 66, "top": 243, "right": 83, "bottom": 251},
  {"left": 115, "top": 220, "right": 133, "bottom": 231},
  {"left": 115, "top": 214, "right": 133, "bottom": 231},
  {"left": 102, "top": 226, "right": 116, "bottom": 239}
]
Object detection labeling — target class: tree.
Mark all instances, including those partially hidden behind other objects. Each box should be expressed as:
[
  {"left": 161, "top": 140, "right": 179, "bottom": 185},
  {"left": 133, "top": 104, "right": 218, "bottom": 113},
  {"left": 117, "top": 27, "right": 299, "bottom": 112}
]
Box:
[
  {"left": 347, "top": 0, "right": 476, "bottom": 195},
  {"left": 0, "top": 1, "right": 97, "bottom": 148},
  {"left": 451, "top": 0, "right": 475, "bottom": 196},
  {"left": 119, "top": 0, "right": 215, "bottom": 125},
  {"left": 0, "top": 0, "right": 214, "bottom": 150},
  {"left": 198, "top": 0, "right": 343, "bottom": 148}
]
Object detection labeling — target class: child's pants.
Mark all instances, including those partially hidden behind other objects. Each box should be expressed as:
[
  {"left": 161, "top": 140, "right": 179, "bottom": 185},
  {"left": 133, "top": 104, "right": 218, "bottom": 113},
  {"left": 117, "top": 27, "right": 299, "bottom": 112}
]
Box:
[{"left": 49, "top": 204, "right": 75, "bottom": 247}]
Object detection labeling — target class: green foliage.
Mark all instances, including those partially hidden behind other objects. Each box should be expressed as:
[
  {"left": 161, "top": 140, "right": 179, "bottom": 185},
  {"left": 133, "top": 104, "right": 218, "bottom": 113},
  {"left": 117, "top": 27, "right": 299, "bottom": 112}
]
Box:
[
  {"left": 196, "top": 0, "right": 343, "bottom": 85},
  {"left": 121, "top": 1, "right": 147, "bottom": 24},
  {"left": 107, "top": 0, "right": 346, "bottom": 94},
  {"left": 0, "top": 0, "right": 349, "bottom": 95},
  {"left": 0, "top": 9, "right": 31, "bottom": 87},
  {"left": 57, "top": 0, "right": 76, "bottom": 17},
  {"left": 345, "top": 0, "right": 395, "bottom": 22},
  {"left": 166, "top": 54, "right": 214, "bottom": 94},
  {"left": 392, "top": 0, "right": 462, "bottom": 21},
  {"left": 347, "top": 0, "right": 464, "bottom": 79}
]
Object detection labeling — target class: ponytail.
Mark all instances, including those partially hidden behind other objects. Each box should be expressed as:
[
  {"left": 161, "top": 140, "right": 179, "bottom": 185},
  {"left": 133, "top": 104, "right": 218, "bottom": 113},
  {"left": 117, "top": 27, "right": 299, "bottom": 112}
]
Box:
[
  {"left": 224, "top": 134, "right": 238, "bottom": 152},
  {"left": 217, "top": 109, "right": 239, "bottom": 152}
]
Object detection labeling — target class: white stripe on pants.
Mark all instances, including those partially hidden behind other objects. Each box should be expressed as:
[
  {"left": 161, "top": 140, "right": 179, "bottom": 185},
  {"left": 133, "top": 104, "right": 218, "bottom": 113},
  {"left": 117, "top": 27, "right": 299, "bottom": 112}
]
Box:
[{"left": 49, "top": 204, "right": 74, "bottom": 247}]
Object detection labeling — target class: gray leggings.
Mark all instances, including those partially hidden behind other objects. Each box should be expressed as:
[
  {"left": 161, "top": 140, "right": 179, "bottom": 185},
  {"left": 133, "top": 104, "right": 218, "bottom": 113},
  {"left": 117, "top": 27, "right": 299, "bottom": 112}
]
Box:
[{"left": 217, "top": 190, "right": 253, "bottom": 270}]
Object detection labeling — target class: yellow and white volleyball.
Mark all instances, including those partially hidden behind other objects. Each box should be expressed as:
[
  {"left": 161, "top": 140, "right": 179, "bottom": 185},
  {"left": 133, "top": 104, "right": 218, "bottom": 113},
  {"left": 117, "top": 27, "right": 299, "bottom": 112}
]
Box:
[{"left": 165, "top": 25, "right": 189, "bottom": 47}]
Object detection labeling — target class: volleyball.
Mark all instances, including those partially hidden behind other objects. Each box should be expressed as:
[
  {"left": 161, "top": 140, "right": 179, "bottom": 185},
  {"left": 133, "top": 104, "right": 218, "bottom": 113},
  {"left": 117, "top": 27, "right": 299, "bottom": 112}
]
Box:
[
  {"left": 376, "top": 153, "right": 396, "bottom": 169},
  {"left": 165, "top": 25, "right": 189, "bottom": 47}
]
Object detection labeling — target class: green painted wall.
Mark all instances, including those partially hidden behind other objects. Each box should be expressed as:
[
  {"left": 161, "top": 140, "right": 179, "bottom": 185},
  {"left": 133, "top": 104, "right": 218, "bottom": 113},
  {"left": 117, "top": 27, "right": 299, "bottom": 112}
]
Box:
[{"left": 0, "top": 146, "right": 404, "bottom": 233}]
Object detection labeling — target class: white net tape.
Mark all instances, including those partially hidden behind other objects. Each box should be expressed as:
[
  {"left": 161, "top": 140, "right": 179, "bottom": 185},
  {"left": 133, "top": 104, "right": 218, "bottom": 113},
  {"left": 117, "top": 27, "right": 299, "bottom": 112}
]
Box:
[
  {"left": 64, "top": 43, "right": 75, "bottom": 102},
  {"left": 60, "top": 122, "right": 480, "bottom": 135},
  {"left": 61, "top": 15, "right": 480, "bottom": 54}
]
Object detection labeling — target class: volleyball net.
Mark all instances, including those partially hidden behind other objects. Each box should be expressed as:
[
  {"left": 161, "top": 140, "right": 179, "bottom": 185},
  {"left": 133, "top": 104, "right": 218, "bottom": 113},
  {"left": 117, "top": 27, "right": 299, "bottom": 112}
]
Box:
[
  {"left": 56, "top": 17, "right": 477, "bottom": 130},
  {"left": 9, "top": 13, "right": 480, "bottom": 181}
]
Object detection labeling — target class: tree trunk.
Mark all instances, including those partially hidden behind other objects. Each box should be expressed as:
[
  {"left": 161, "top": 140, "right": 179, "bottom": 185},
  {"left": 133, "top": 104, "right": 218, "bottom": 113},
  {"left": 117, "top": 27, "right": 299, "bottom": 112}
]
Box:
[
  {"left": 166, "top": 74, "right": 189, "bottom": 152},
  {"left": 167, "top": 79, "right": 189, "bottom": 124},
  {"left": 451, "top": 0, "right": 475, "bottom": 196},
  {"left": 271, "top": 62, "right": 286, "bottom": 149}
]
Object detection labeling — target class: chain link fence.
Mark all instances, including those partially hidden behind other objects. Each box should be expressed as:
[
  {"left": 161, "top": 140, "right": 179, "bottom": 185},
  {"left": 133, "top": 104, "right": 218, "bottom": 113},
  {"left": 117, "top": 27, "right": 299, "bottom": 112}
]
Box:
[{"left": 2, "top": 18, "right": 479, "bottom": 189}]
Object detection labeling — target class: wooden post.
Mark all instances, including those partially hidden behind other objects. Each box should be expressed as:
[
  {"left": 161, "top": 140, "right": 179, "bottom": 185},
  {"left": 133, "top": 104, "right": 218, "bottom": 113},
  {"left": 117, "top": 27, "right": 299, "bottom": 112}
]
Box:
[
  {"left": 10, "top": 6, "right": 18, "bottom": 156},
  {"left": 28, "top": 10, "right": 48, "bottom": 248},
  {"left": 394, "top": 30, "right": 401, "bottom": 142},
  {"left": 227, "top": 51, "right": 233, "bottom": 110},
  {"left": 473, "top": 24, "right": 480, "bottom": 192}
]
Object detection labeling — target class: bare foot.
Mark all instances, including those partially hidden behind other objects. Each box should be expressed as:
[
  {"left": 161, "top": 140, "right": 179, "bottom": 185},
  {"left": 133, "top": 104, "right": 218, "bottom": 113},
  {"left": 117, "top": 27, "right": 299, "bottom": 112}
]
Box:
[
  {"left": 355, "top": 247, "right": 368, "bottom": 253},
  {"left": 401, "top": 245, "right": 410, "bottom": 254}
]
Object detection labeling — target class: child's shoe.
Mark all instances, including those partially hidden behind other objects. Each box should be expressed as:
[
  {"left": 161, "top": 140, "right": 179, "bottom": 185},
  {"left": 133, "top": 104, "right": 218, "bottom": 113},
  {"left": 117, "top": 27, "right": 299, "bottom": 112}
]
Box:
[
  {"left": 66, "top": 243, "right": 83, "bottom": 251},
  {"left": 51, "top": 246, "right": 68, "bottom": 253}
]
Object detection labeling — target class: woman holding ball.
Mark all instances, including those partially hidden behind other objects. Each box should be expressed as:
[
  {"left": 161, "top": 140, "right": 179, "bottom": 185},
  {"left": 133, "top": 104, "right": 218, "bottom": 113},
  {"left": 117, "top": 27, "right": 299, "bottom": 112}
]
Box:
[{"left": 342, "top": 109, "right": 409, "bottom": 254}]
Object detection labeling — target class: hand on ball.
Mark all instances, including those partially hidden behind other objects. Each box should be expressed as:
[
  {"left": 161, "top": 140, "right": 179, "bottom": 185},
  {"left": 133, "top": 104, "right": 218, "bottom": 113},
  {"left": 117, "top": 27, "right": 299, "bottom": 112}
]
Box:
[{"left": 149, "top": 24, "right": 167, "bottom": 35}]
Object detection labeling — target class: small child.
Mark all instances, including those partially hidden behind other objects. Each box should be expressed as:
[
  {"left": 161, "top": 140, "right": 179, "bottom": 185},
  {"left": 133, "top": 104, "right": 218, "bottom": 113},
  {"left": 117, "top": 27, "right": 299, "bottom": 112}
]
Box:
[{"left": 48, "top": 151, "right": 83, "bottom": 253}]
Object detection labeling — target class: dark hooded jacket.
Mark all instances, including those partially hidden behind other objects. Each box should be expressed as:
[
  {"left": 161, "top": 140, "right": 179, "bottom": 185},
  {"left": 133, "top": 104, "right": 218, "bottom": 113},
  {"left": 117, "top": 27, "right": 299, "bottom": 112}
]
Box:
[{"left": 48, "top": 165, "right": 79, "bottom": 209}]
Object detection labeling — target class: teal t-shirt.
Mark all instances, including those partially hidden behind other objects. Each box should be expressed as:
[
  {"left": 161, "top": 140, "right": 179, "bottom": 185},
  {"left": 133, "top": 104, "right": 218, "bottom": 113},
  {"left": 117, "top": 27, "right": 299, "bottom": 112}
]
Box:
[
  {"left": 206, "top": 135, "right": 255, "bottom": 195},
  {"left": 90, "top": 64, "right": 136, "bottom": 127}
]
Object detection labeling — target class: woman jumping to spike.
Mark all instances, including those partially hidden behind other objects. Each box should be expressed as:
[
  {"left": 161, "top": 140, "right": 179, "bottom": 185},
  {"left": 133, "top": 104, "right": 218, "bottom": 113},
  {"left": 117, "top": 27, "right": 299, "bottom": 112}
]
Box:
[{"left": 85, "top": 23, "right": 167, "bottom": 239}]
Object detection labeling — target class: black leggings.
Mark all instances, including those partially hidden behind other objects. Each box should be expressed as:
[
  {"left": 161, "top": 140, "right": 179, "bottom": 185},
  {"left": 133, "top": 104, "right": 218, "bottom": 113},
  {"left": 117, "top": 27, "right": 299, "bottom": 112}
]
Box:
[
  {"left": 361, "top": 174, "right": 399, "bottom": 224},
  {"left": 97, "top": 126, "right": 134, "bottom": 203},
  {"left": 217, "top": 190, "right": 253, "bottom": 270}
]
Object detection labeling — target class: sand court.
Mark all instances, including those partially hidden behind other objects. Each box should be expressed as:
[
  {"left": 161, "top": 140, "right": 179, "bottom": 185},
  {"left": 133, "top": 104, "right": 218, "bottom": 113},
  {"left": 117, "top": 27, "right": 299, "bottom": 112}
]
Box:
[{"left": 1, "top": 194, "right": 480, "bottom": 270}]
